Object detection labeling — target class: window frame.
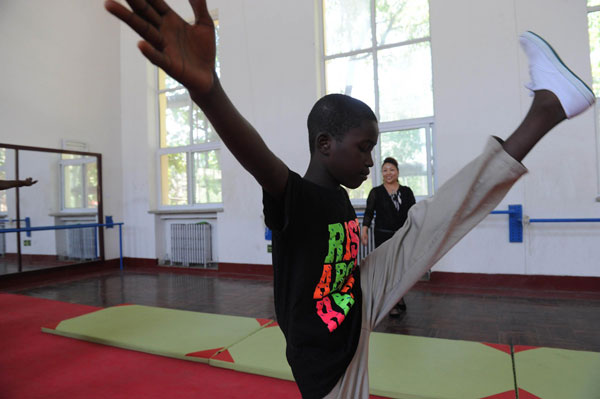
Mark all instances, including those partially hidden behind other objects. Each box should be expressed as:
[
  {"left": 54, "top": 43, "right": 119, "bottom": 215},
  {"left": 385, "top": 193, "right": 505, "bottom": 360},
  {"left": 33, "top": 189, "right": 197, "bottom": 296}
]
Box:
[
  {"left": 155, "top": 15, "right": 223, "bottom": 211},
  {"left": 377, "top": 117, "right": 435, "bottom": 200},
  {"left": 318, "top": 0, "right": 435, "bottom": 204},
  {"left": 59, "top": 155, "right": 98, "bottom": 213},
  {"left": 156, "top": 142, "right": 223, "bottom": 211},
  {"left": 587, "top": 3, "right": 600, "bottom": 201},
  {"left": 586, "top": 4, "right": 600, "bottom": 202}
]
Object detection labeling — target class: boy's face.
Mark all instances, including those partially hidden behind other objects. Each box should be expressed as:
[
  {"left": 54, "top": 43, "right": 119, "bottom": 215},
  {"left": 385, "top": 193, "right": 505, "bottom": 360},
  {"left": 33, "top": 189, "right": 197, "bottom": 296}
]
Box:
[{"left": 327, "top": 120, "right": 378, "bottom": 189}]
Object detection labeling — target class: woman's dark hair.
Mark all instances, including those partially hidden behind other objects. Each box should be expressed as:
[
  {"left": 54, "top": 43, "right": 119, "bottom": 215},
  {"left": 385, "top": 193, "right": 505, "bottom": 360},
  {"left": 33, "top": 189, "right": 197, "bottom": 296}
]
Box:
[
  {"left": 307, "top": 94, "right": 377, "bottom": 154},
  {"left": 382, "top": 157, "right": 399, "bottom": 170}
]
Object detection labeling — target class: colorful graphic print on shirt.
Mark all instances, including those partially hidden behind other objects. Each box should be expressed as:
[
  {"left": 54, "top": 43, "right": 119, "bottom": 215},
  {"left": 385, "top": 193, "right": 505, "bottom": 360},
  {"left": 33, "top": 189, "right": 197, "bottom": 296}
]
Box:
[{"left": 313, "top": 218, "right": 360, "bottom": 332}]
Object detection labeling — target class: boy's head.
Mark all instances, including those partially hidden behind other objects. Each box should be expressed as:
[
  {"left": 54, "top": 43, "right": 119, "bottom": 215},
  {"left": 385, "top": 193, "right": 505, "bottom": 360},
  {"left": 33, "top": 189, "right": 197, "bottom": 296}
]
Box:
[
  {"left": 306, "top": 94, "right": 379, "bottom": 189},
  {"left": 307, "top": 94, "right": 377, "bottom": 155}
]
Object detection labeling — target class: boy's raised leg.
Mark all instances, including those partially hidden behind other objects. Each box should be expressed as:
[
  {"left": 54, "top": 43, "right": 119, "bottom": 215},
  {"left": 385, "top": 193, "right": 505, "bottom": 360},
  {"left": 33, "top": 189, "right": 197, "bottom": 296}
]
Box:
[{"left": 330, "top": 33, "right": 595, "bottom": 399}]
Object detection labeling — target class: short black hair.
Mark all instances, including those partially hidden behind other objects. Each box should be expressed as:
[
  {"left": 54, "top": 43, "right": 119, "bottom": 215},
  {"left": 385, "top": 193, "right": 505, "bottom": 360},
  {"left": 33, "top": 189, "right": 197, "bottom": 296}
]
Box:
[
  {"left": 307, "top": 94, "right": 377, "bottom": 154},
  {"left": 382, "top": 157, "right": 398, "bottom": 169}
]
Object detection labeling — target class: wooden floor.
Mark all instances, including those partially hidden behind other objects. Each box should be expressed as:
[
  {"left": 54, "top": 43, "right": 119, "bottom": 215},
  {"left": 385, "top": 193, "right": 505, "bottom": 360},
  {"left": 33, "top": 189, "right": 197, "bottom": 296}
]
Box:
[{"left": 3, "top": 265, "right": 600, "bottom": 353}]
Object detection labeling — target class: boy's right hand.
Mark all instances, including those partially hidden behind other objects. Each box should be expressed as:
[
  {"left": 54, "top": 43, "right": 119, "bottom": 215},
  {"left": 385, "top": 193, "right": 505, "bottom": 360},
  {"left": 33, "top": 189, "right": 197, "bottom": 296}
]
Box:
[
  {"left": 106, "top": 0, "right": 289, "bottom": 198},
  {"left": 105, "top": 0, "right": 216, "bottom": 97}
]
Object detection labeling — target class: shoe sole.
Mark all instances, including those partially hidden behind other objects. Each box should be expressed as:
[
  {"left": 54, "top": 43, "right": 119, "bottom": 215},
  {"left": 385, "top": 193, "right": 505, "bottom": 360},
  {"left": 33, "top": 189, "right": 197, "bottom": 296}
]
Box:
[{"left": 522, "top": 31, "right": 596, "bottom": 107}]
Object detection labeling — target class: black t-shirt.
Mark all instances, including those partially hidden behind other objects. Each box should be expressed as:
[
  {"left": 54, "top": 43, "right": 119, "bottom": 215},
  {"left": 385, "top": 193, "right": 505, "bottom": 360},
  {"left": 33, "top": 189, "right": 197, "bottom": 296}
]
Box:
[
  {"left": 362, "top": 184, "right": 416, "bottom": 232},
  {"left": 263, "top": 171, "right": 363, "bottom": 399}
]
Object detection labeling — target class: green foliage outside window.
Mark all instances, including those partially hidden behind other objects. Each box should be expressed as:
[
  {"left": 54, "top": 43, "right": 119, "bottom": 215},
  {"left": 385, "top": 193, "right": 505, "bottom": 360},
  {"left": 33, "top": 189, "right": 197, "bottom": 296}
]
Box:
[
  {"left": 158, "top": 20, "right": 222, "bottom": 206},
  {"left": 324, "top": 0, "right": 434, "bottom": 199},
  {"left": 588, "top": 11, "right": 600, "bottom": 96}
]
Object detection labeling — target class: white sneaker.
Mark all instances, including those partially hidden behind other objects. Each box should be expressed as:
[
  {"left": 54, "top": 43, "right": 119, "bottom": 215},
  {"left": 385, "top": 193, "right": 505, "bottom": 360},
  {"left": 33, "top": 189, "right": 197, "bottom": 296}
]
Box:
[{"left": 519, "top": 31, "right": 595, "bottom": 119}]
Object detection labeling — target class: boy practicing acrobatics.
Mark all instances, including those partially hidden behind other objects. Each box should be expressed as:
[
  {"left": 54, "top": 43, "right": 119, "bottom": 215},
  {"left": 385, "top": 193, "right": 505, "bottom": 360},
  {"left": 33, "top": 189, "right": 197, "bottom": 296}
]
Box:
[{"left": 105, "top": 1, "right": 595, "bottom": 397}]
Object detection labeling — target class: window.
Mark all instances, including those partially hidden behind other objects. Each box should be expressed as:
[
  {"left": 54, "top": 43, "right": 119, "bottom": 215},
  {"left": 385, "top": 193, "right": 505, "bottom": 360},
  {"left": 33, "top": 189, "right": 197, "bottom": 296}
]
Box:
[
  {"left": 59, "top": 154, "right": 98, "bottom": 211},
  {"left": 321, "top": 0, "right": 435, "bottom": 200},
  {"left": 157, "top": 19, "right": 222, "bottom": 208},
  {"left": 588, "top": 0, "right": 600, "bottom": 96},
  {"left": 588, "top": 1, "right": 600, "bottom": 199}
]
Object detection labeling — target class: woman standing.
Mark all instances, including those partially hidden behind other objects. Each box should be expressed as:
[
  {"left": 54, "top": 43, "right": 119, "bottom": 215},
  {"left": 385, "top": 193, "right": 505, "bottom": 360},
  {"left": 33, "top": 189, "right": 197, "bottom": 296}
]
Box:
[{"left": 361, "top": 157, "right": 416, "bottom": 316}]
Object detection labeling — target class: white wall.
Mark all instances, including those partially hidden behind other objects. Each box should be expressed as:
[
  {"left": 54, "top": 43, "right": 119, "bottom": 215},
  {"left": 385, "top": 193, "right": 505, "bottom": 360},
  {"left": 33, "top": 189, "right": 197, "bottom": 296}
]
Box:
[
  {"left": 0, "top": 0, "right": 123, "bottom": 258},
  {"left": 4, "top": 0, "right": 598, "bottom": 276}
]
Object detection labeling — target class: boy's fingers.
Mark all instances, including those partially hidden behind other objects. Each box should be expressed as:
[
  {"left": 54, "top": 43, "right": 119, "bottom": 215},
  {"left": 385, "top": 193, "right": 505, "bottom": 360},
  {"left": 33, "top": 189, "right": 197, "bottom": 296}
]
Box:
[
  {"left": 138, "top": 41, "right": 169, "bottom": 70},
  {"left": 189, "top": 0, "right": 211, "bottom": 24},
  {"left": 149, "top": 0, "right": 171, "bottom": 15},
  {"left": 106, "top": 1, "right": 163, "bottom": 50},
  {"left": 124, "top": 0, "right": 162, "bottom": 27}
]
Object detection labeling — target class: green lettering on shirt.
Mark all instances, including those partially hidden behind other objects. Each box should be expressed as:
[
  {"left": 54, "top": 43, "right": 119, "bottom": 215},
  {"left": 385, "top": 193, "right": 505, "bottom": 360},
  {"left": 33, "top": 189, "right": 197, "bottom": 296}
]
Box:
[
  {"left": 333, "top": 261, "right": 354, "bottom": 291},
  {"left": 323, "top": 223, "right": 344, "bottom": 263},
  {"left": 331, "top": 292, "right": 355, "bottom": 315}
]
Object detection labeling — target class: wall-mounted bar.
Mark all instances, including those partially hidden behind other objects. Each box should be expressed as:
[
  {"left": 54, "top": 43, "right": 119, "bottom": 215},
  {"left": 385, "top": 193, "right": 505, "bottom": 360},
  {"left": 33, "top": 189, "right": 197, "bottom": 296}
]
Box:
[{"left": 0, "top": 220, "right": 124, "bottom": 270}]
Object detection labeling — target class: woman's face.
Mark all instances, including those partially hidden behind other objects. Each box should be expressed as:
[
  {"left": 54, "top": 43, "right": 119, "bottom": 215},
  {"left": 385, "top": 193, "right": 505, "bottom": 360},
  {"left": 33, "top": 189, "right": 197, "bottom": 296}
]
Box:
[{"left": 382, "top": 162, "right": 399, "bottom": 184}]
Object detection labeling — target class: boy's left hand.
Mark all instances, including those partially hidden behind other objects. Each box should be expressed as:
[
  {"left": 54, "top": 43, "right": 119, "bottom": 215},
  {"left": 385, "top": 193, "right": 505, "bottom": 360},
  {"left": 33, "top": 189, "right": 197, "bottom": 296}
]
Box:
[{"left": 105, "top": 0, "right": 217, "bottom": 97}]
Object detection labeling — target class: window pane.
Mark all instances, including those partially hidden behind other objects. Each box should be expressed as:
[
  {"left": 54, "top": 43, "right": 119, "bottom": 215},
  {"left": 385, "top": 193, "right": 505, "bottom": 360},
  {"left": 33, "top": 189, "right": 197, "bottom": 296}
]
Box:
[
  {"left": 589, "top": 11, "right": 600, "bottom": 96},
  {"left": 346, "top": 171, "right": 374, "bottom": 200},
  {"left": 380, "top": 128, "right": 429, "bottom": 196},
  {"left": 323, "top": 0, "right": 372, "bottom": 55},
  {"left": 378, "top": 42, "right": 433, "bottom": 121},
  {"left": 325, "top": 54, "right": 375, "bottom": 112},
  {"left": 158, "top": 69, "right": 180, "bottom": 91},
  {"left": 159, "top": 89, "right": 191, "bottom": 148},
  {"left": 64, "top": 165, "right": 84, "bottom": 209},
  {"left": 376, "top": 0, "right": 429, "bottom": 46},
  {"left": 193, "top": 151, "right": 222, "bottom": 204},
  {"left": 589, "top": 0, "right": 600, "bottom": 6},
  {"left": 61, "top": 154, "right": 82, "bottom": 160},
  {"left": 85, "top": 162, "right": 98, "bottom": 208},
  {"left": 160, "top": 153, "right": 188, "bottom": 206},
  {"left": 193, "top": 104, "right": 219, "bottom": 144}
]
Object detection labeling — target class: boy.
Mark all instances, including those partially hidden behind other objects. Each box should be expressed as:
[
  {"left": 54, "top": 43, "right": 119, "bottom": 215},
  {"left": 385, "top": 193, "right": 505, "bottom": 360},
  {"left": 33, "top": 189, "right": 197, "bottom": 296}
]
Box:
[{"left": 105, "top": 1, "right": 595, "bottom": 397}]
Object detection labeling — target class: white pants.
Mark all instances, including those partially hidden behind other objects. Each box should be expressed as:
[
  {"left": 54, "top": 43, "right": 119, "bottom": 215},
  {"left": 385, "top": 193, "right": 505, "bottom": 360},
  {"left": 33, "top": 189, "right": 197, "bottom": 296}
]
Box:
[{"left": 324, "top": 137, "right": 527, "bottom": 399}]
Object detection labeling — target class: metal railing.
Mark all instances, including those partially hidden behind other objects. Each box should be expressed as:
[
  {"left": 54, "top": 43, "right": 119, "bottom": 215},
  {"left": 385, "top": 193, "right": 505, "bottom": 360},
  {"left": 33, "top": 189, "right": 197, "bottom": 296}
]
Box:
[{"left": 0, "top": 219, "right": 124, "bottom": 270}]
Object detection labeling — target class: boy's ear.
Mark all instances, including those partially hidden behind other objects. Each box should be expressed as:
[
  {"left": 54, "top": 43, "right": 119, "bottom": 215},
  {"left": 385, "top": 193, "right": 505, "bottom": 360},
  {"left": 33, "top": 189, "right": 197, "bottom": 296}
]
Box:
[{"left": 315, "top": 133, "right": 332, "bottom": 155}]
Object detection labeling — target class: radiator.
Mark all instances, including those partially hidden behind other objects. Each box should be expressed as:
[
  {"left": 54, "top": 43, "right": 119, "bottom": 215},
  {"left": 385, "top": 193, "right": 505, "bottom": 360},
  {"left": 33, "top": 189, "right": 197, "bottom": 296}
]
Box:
[
  {"left": 170, "top": 223, "right": 212, "bottom": 267},
  {"left": 57, "top": 227, "right": 97, "bottom": 260},
  {"left": 358, "top": 222, "right": 375, "bottom": 263}
]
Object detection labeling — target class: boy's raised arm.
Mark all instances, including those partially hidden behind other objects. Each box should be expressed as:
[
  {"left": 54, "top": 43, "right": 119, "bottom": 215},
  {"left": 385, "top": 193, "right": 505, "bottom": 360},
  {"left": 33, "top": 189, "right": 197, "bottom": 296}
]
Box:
[{"left": 105, "top": 0, "right": 289, "bottom": 198}]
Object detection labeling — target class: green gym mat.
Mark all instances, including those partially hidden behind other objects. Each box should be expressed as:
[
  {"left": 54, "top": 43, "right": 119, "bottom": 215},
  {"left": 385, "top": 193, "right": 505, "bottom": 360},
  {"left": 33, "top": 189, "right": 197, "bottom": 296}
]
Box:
[
  {"left": 42, "top": 304, "right": 515, "bottom": 398},
  {"left": 368, "top": 333, "right": 515, "bottom": 399},
  {"left": 206, "top": 325, "right": 516, "bottom": 398},
  {"left": 42, "top": 304, "right": 274, "bottom": 363},
  {"left": 513, "top": 345, "right": 600, "bottom": 399},
  {"left": 208, "top": 321, "right": 294, "bottom": 381}
]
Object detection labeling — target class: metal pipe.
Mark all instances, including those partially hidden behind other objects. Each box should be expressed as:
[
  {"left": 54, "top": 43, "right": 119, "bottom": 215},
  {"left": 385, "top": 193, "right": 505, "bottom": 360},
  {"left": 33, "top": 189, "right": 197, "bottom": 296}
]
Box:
[
  {"left": 0, "top": 222, "right": 123, "bottom": 234},
  {"left": 0, "top": 222, "right": 125, "bottom": 270},
  {"left": 490, "top": 210, "right": 511, "bottom": 215},
  {"left": 528, "top": 218, "right": 600, "bottom": 223}
]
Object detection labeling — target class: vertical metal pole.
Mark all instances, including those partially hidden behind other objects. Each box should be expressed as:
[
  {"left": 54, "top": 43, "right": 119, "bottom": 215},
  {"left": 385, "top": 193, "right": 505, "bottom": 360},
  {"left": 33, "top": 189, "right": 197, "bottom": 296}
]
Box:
[
  {"left": 97, "top": 155, "right": 105, "bottom": 262},
  {"left": 15, "top": 149, "right": 22, "bottom": 273},
  {"left": 94, "top": 226, "right": 98, "bottom": 259},
  {"left": 119, "top": 224, "right": 123, "bottom": 271}
]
